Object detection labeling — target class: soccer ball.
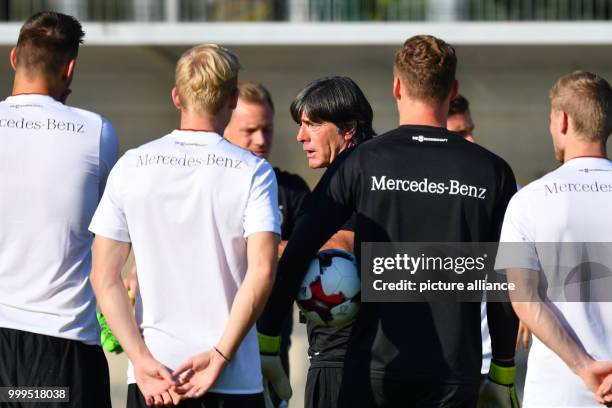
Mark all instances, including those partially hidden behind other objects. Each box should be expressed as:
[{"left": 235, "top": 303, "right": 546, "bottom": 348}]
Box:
[{"left": 296, "top": 249, "right": 361, "bottom": 327}]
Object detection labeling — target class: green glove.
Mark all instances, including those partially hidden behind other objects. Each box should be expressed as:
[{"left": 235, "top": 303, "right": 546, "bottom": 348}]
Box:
[
  {"left": 97, "top": 289, "right": 133, "bottom": 354},
  {"left": 97, "top": 312, "right": 123, "bottom": 354},
  {"left": 258, "top": 333, "right": 292, "bottom": 401},
  {"left": 258, "top": 332, "right": 281, "bottom": 355},
  {"left": 478, "top": 360, "right": 519, "bottom": 408}
]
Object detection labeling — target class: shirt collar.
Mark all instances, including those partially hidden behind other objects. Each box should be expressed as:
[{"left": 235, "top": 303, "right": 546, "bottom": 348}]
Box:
[
  {"left": 4, "top": 94, "right": 59, "bottom": 105},
  {"left": 170, "top": 129, "right": 224, "bottom": 145}
]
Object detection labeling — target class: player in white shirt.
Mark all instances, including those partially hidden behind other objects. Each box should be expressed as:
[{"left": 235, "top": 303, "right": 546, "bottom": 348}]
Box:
[
  {"left": 496, "top": 71, "right": 612, "bottom": 407},
  {"left": 0, "top": 12, "right": 118, "bottom": 408},
  {"left": 89, "top": 44, "right": 280, "bottom": 407}
]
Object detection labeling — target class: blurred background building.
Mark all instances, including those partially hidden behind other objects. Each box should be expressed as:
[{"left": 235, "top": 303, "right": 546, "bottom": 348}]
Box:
[{"left": 1, "top": 1, "right": 611, "bottom": 406}]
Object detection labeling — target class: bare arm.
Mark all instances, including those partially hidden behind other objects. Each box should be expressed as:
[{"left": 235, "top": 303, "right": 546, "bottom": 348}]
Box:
[
  {"left": 173, "top": 231, "right": 279, "bottom": 398},
  {"left": 515, "top": 321, "right": 531, "bottom": 352},
  {"left": 319, "top": 230, "right": 354, "bottom": 252},
  {"left": 508, "top": 267, "right": 612, "bottom": 399},
  {"left": 90, "top": 236, "right": 177, "bottom": 405},
  {"left": 91, "top": 237, "right": 143, "bottom": 361},
  {"left": 278, "top": 240, "right": 288, "bottom": 258},
  {"left": 217, "top": 231, "right": 279, "bottom": 357}
]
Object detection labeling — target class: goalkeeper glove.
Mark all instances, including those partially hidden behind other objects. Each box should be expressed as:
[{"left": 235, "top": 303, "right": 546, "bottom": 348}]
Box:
[
  {"left": 97, "top": 312, "right": 123, "bottom": 353},
  {"left": 258, "top": 332, "right": 292, "bottom": 401},
  {"left": 478, "top": 360, "right": 519, "bottom": 408},
  {"left": 97, "top": 289, "right": 134, "bottom": 354}
]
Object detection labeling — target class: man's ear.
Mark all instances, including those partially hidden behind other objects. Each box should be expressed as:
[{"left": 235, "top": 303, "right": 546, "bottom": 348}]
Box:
[
  {"left": 343, "top": 121, "right": 357, "bottom": 145},
  {"left": 10, "top": 47, "right": 17, "bottom": 71},
  {"left": 62, "top": 59, "right": 76, "bottom": 81},
  {"left": 561, "top": 111, "right": 569, "bottom": 135},
  {"left": 393, "top": 75, "right": 402, "bottom": 101},
  {"left": 171, "top": 86, "right": 182, "bottom": 110}
]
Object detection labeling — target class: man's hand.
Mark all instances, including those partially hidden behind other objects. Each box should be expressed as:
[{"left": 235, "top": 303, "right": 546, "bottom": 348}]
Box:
[
  {"left": 596, "top": 373, "right": 612, "bottom": 405},
  {"left": 133, "top": 354, "right": 178, "bottom": 406},
  {"left": 575, "top": 359, "right": 612, "bottom": 398},
  {"left": 515, "top": 321, "right": 530, "bottom": 352},
  {"left": 258, "top": 332, "right": 292, "bottom": 401},
  {"left": 478, "top": 360, "right": 519, "bottom": 408},
  {"left": 260, "top": 354, "right": 292, "bottom": 401},
  {"left": 172, "top": 349, "right": 227, "bottom": 399}
]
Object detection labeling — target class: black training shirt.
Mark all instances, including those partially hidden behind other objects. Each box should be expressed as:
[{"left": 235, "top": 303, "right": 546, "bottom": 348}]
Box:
[
  {"left": 259, "top": 125, "right": 518, "bottom": 384},
  {"left": 274, "top": 167, "right": 310, "bottom": 241}
]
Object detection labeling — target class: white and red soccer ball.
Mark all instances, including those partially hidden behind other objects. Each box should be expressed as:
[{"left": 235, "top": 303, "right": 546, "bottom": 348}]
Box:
[{"left": 296, "top": 249, "right": 361, "bottom": 327}]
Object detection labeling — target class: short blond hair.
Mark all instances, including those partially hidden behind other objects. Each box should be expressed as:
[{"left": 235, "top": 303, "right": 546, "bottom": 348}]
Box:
[
  {"left": 550, "top": 71, "right": 612, "bottom": 143},
  {"left": 175, "top": 44, "right": 242, "bottom": 114}
]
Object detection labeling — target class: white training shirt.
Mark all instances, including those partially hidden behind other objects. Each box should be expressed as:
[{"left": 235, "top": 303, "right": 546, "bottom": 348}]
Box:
[
  {"left": 89, "top": 130, "right": 280, "bottom": 393},
  {"left": 0, "top": 94, "right": 118, "bottom": 345},
  {"left": 496, "top": 157, "right": 612, "bottom": 407}
]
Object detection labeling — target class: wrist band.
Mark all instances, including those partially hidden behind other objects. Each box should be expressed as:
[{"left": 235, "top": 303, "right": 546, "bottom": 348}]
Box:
[
  {"left": 257, "top": 332, "right": 281, "bottom": 354},
  {"left": 214, "top": 346, "right": 231, "bottom": 363},
  {"left": 489, "top": 361, "right": 517, "bottom": 385}
]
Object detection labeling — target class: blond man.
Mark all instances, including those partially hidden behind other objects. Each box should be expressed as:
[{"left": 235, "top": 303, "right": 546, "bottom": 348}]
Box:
[
  {"left": 90, "top": 44, "right": 280, "bottom": 407},
  {"left": 497, "top": 71, "right": 612, "bottom": 407}
]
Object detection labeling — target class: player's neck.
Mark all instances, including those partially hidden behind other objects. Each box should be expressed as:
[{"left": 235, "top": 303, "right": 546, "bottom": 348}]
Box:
[
  {"left": 179, "top": 111, "right": 227, "bottom": 135},
  {"left": 563, "top": 141, "right": 607, "bottom": 162},
  {"left": 397, "top": 100, "right": 447, "bottom": 128},
  {"left": 12, "top": 73, "right": 63, "bottom": 101}
]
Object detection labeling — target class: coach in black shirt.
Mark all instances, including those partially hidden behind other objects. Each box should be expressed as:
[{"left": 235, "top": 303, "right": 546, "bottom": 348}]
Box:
[{"left": 259, "top": 35, "right": 519, "bottom": 407}]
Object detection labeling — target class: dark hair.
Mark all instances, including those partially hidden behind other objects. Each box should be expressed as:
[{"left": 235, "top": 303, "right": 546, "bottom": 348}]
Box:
[
  {"left": 290, "top": 76, "right": 375, "bottom": 145},
  {"left": 16, "top": 11, "right": 84, "bottom": 75},
  {"left": 394, "top": 35, "right": 457, "bottom": 104},
  {"left": 238, "top": 81, "right": 274, "bottom": 113},
  {"left": 449, "top": 94, "right": 469, "bottom": 116}
]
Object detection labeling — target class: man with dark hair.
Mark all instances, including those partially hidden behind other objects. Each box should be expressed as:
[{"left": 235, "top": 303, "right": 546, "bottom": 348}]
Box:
[
  {"left": 0, "top": 11, "right": 118, "bottom": 407},
  {"left": 448, "top": 94, "right": 475, "bottom": 142},
  {"left": 258, "top": 76, "right": 375, "bottom": 408},
  {"left": 498, "top": 71, "right": 612, "bottom": 407},
  {"left": 258, "top": 35, "right": 519, "bottom": 407}
]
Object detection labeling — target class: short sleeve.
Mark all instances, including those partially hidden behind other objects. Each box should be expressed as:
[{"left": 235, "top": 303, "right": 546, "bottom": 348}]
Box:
[
  {"left": 89, "top": 157, "right": 131, "bottom": 242},
  {"left": 244, "top": 160, "right": 281, "bottom": 237},
  {"left": 494, "top": 191, "right": 540, "bottom": 271},
  {"left": 98, "top": 117, "right": 119, "bottom": 199}
]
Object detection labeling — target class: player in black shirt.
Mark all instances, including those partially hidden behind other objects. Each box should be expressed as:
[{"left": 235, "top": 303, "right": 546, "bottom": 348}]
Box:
[
  {"left": 258, "top": 35, "right": 519, "bottom": 407},
  {"left": 258, "top": 76, "right": 375, "bottom": 408}
]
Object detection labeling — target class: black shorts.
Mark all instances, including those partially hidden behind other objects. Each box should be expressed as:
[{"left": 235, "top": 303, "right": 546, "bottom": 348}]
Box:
[
  {"left": 337, "top": 376, "right": 479, "bottom": 408},
  {"left": 305, "top": 366, "right": 344, "bottom": 408},
  {"left": 127, "top": 384, "right": 265, "bottom": 408},
  {"left": 0, "top": 327, "right": 111, "bottom": 408}
]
